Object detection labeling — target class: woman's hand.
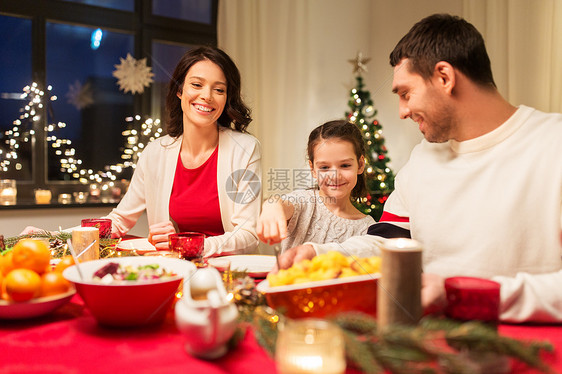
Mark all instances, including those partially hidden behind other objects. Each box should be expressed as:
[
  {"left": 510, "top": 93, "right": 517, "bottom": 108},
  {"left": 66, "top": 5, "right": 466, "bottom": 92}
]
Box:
[
  {"left": 20, "top": 226, "right": 46, "bottom": 235},
  {"left": 148, "top": 221, "right": 176, "bottom": 251},
  {"left": 257, "top": 200, "right": 290, "bottom": 244}
]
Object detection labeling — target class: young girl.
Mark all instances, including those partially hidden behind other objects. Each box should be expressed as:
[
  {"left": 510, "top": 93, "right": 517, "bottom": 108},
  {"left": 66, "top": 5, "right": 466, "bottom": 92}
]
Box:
[{"left": 257, "top": 120, "right": 375, "bottom": 253}]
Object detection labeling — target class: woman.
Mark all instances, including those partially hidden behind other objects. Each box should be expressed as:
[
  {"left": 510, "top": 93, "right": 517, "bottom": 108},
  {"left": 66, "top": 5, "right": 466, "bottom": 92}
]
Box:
[{"left": 106, "top": 46, "right": 262, "bottom": 256}]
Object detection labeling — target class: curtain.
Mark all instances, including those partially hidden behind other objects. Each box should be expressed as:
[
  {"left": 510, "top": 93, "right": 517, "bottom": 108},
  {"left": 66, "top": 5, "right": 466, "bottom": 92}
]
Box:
[
  {"left": 464, "top": 0, "right": 562, "bottom": 113},
  {"left": 218, "top": 0, "right": 374, "bottom": 195}
]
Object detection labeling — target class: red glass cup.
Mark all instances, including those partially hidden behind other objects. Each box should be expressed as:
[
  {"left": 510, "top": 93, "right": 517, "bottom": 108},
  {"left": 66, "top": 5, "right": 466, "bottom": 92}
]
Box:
[
  {"left": 444, "top": 276, "right": 501, "bottom": 323},
  {"left": 81, "top": 218, "right": 112, "bottom": 239},
  {"left": 168, "top": 232, "right": 205, "bottom": 265}
]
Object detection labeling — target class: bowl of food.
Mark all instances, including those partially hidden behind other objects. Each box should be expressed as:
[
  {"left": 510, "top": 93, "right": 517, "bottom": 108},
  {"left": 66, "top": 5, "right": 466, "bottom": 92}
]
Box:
[
  {"left": 257, "top": 251, "right": 380, "bottom": 319},
  {"left": 63, "top": 256, "right": 196, "bottom": 327}
]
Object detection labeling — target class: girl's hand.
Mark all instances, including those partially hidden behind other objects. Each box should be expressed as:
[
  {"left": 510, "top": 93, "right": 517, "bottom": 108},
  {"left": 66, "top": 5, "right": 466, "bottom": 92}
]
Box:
[
  {"left": 257, "top": 201, "right": 289, "bottom": 244},
  {"left": 148, "top": 221, "right": 176, "bottom": 251}
]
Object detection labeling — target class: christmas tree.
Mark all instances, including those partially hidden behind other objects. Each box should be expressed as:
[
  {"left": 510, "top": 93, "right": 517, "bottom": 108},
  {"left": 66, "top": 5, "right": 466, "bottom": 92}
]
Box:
[{"left": 345, "top": 52, "right": 395, "bottom": 220}]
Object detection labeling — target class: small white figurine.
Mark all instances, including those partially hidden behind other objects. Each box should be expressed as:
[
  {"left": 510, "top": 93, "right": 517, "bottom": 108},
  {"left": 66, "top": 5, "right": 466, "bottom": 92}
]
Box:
[{"left": 175, "top": 267, "right": 239, "bottom": 359}]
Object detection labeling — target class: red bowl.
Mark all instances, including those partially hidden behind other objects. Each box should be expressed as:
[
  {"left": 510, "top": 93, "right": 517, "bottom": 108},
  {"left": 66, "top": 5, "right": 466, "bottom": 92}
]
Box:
[
  {"left": 257, "top": 273, "right": 379, "bottom": 319},
  {"left": 63, "top": 257, "right": 195, "bottom": 327}
]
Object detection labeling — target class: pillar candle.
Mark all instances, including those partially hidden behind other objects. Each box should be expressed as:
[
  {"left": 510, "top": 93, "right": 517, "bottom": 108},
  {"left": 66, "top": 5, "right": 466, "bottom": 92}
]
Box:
[
  {"left": 72, "top": 226, "right": 99, "bottom": 262},
  {"left": 377, "top": 238, "right": 423, "bottom": 328}
]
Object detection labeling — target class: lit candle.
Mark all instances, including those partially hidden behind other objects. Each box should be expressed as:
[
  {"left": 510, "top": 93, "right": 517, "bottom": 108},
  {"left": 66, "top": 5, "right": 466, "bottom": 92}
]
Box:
[
  {"left": 276, "top": 319, "right": 345, "bottom": 374},
  {"left": 58, "top": 193, "right": 72, "bottom": 204},
  {"left": 0, "top": 179, "right": 17, "bottom": 205},
  {"left": 72, "top": 226, "right": 99, "bottom": 262},
  {"left": 34, "top": 189, "right": 52, "bottom": 204},
  {"left": 73, "top": 191, "right": 88, "bottom": 204}
]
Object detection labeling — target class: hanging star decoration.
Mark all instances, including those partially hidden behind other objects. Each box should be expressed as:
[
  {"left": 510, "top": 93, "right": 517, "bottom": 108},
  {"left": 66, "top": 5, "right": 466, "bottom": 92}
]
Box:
[
  {"left": 66, "top": 80, "right": 94, "bottom": 110},
  {"left": 348, "top": 51, "right": 371, "bottom": 75},
  {"left": 112, "top": 53, "right": 154, "bottom": 94}
]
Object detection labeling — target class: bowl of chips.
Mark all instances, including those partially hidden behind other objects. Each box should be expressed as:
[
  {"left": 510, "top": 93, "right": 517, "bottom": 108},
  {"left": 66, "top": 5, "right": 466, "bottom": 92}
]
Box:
[{"left": 257, "top": 251, "right": 380, "bottom": 319}]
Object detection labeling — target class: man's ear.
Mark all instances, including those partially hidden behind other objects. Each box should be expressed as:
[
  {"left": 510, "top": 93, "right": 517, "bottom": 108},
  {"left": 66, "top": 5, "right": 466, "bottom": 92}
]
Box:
[{"left": 433, "top": 61, "right": 455, "bottom": 95}]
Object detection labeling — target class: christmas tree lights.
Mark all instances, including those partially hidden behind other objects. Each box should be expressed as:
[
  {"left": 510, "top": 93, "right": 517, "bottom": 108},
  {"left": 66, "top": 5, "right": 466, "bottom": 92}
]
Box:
[{"left": 346, "top": 53, "right": 395, "bottom": 220}]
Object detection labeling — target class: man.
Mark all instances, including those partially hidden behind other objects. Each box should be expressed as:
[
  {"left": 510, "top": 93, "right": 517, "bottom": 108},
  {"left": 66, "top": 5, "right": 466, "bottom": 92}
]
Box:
[{"left": 279, "top": 13, "right": 562, "bottom": 323}]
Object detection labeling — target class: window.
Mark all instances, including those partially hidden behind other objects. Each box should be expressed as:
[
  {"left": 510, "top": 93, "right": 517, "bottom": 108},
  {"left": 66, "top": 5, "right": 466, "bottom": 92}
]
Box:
[{"left": 0, "top": 0, "right": 217, "bottom": 204}]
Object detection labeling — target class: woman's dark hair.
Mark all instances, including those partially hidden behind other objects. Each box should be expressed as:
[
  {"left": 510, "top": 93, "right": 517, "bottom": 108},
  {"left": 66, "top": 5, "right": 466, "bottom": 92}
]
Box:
[
  {"left": 389, "top": 13, "right": 496, "bottom": 89},
  {"left": 165, "top": 46, "right": 252, "bottom": 137},
  {"left": 307, "top": 120, "right": 367, "bottom": 200}
]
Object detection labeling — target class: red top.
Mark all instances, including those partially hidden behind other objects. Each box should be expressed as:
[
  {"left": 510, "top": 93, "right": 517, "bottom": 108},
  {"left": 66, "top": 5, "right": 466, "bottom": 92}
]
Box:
[{"left": 169, "top": 147, "right": 225, "bottom": 237}]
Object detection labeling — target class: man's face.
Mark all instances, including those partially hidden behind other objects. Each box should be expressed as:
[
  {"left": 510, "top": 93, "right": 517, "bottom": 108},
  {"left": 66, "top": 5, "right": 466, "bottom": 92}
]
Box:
[{"left": 391, "top": 59, "right": 456, "bottom": 143}]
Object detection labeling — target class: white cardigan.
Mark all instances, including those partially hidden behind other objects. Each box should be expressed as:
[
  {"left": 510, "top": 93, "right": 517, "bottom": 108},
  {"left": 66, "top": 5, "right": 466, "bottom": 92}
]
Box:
[{"left": 106, "top": 127, "right": 262, "bottom": 256}]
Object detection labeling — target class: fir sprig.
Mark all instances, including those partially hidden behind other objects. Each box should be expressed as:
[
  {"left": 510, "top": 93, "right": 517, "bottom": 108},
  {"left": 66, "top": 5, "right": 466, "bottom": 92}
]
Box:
[
  {"left": 249, "top": 310, "right": 554, "bottom": 374},
  {"left": 2, "top": 232, "right": 120, "bottom": 258}
]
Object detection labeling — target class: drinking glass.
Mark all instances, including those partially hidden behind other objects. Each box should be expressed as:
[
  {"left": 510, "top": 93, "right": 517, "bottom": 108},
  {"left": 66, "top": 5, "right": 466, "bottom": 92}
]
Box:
[
  {"left": 169, "top": 232, "right": 205, "bottom": 266},
  {"left": 0, "top": 179, "right": 17, "bottom": 205}
]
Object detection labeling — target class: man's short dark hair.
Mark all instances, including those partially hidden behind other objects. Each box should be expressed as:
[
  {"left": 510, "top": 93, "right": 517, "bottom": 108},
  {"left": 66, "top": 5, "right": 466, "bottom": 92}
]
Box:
[{"left": 390, "top": 13, "right": 496, "bottom": 88}]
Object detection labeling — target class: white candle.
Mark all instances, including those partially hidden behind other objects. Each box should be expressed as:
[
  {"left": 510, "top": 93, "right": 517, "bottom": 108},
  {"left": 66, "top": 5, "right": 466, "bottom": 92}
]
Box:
[{"left": 72, "top": 227, "right": 100, "bottom": 262}]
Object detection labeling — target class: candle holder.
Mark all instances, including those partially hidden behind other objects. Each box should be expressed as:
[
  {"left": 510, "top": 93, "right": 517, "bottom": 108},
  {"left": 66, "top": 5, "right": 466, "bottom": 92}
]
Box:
[
  {"left": 73, "top": 191, "right": 89, "bottom": 204},
  {"left": 58, "top": 193, "right": 72, "bottom": 204},
  {"left": 81, "top": 218, "right": 112, "bottom": 239},
  {"left": 444, "top": 276, "right": 501, "bottom": 324},
  {"left": 0, "top": 179, "right": 17, "bottom": 205},
  {"left": 34, "top": 188, "right": 52, "bottom": 204},
  {"left": 275, "top": 319, "right": 346, "bottom": 374},
  {"left": 89, "top": 184, "right": 101, "bottom": 201}
]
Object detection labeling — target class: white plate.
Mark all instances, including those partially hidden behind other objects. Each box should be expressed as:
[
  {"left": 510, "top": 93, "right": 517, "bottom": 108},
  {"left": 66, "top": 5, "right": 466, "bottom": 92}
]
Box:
[
  {"left": 0, "top": 289, "right": 76, "bottom": 319},
  {"left": 117, "top": 238, "right": 156, "bottom": 255},
  {"left": 207, "top": 255, "right": 276, "bottom": 278}
]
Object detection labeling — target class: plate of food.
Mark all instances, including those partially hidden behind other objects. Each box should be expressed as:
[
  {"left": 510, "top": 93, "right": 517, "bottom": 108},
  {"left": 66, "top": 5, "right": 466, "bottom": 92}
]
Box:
[
  {"left": 117, "top": 238, "right": 156, "bottom": 255},
  {"left": 0, "top": 289, "right": 76, "bottom": 319},
  {"left": 257, "top": 251, "right": 381, "bottom": 318},
  {"left": 207, "top": 255, "right": 276, "bottom": 278}
]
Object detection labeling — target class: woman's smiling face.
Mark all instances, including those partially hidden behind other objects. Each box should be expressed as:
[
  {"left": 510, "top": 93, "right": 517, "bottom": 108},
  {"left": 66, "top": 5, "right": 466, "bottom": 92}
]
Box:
[{"left": 177, "top": 59, "right": 227, "bottom": 129}]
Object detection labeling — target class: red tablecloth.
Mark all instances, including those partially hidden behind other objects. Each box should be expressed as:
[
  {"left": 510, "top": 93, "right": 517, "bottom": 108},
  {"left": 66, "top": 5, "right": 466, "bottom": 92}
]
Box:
[{"left": 1, "top": 295, "right": 560, "bottom": 374}]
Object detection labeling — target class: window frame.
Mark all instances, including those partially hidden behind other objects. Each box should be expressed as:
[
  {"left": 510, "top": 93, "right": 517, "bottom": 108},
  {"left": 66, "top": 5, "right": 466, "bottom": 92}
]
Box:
[{"left": 0, "top": 0, "right": 218, "bottom": 204}]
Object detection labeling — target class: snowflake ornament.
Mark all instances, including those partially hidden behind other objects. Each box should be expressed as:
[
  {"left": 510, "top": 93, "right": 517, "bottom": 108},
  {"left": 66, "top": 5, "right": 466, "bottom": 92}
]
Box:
[
  {"left": 112, "top": 53, "right": 154, "bottom": 94},
  {"left": 66, "top": 80, "right": 94, "bottom": 110}
]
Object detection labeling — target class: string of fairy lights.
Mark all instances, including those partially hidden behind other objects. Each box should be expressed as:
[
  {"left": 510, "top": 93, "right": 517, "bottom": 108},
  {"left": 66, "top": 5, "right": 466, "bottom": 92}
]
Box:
[{"left": 0, "top": 83, "right": 163, "bottom": 186}]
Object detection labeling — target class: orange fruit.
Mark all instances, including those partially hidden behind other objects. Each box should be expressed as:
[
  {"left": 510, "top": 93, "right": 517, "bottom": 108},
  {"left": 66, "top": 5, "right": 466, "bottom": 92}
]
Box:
[
  {"left": 12, "top": 239, "right": 51, "bottom": 274},
  {"left": 4, "top": 268, "right": 41, "bottom": 302},
  {"left": 0, "top": 252, "right": 15, "bottom": 276},
  {"left": 54, "top": 255, "right": 75, "bottom": 274},
  {"left": 40, "top": 271, "right": 70, "bottom": 297}
]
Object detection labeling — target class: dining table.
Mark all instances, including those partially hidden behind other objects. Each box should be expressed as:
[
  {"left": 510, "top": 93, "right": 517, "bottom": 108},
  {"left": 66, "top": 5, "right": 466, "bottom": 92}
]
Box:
[{"left": 1, "top": 291, "right": 561, "bottom": 374}]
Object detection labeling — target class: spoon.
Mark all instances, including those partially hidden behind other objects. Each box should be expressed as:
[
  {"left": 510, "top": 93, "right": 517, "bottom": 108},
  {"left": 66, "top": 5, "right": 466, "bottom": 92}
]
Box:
[{"left": 66, "top": 239, "right": 85, "bottom": 280}]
